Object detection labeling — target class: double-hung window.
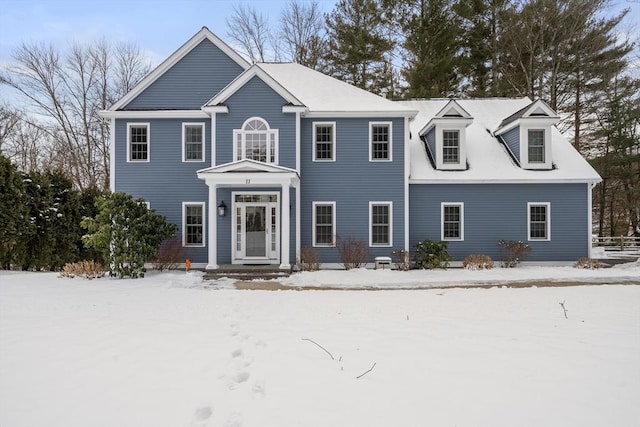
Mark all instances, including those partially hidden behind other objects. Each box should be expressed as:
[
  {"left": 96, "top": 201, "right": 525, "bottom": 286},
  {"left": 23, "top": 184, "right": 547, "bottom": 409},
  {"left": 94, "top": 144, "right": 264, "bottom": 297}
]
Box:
[
  {"left": 313, "top": 202, "right": 335, "bottom": 246},
  {"left": 183, "top": 123, "right": 205, "bottom": 162},
  {"left": 441, "top": 203, "right": 464, "bottom": 241},
  {"left": 528, "top": 129, "right": 545, "bottom": 163},
  {"left": 370, "top": 122, "right": 392, "bottom": 161},
  {"left": 442, "top": 130, "right": 460, "bottom": 164},
  {"left": 183, "top": 202, "right": 205, "bottom": 247},
  {"left": 313, "top": 122, "right": 335, "bottom": 161},
  {"left": 128, "top": 123, "right": 149, "bottom": 162},
  {"left": 528, "top": 202, "right": 550, "bottom": 241},
  {"left": 370, "top": 202, "right": 392, "bottom": 246},
  {"left": 234, "top": 118, "right": 278, "bottom": 163}
]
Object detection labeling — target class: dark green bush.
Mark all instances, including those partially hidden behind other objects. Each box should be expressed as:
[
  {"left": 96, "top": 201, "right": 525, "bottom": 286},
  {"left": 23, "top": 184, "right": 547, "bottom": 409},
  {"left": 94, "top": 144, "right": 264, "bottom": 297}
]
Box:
[{"left": 414, "top": 239, "right": 452, "bottom": 269}]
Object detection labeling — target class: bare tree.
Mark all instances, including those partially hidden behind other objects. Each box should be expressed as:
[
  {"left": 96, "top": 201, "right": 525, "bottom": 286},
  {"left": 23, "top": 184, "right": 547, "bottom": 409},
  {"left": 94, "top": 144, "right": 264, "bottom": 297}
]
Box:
[
  {"left": 0, "top": 40, "right": 151, "bottom": 189},
  {"left": 226, "top": 4, "right": 273, "bottom": 63},
  {"left": 0, "top": 105, "right": 20, "bottom": 151},
  {"left": 279, "top": 0, "right": 326, "bottom": 69}
]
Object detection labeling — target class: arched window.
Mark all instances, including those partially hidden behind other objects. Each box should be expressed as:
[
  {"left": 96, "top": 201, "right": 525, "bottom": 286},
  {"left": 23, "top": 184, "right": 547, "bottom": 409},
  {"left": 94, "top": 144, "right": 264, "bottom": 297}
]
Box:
[{"left": 233, "top": 117, "right": 279, "bottom": 163}]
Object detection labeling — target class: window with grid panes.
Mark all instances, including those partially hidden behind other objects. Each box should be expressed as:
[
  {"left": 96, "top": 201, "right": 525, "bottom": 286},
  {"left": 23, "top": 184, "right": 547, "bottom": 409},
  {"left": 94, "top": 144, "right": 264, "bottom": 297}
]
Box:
[
  {"left": 129, "top": 124, "right": 148, "bottom": 161},
  {"left": 442, "top": 130, "right": 460, "bottom": 164},
  {"left": 442, "top": 204, "right": 462, "bottom": 240},
  {"left": 184, "top": 124, "right": 204, "bottom": 161},
  {"left": 529, "top": 204, "right": 548, "bottom": 240},
  {"left": 314, "top": 203, "right": 334, "bottom": 246},
  {"left": 184, "top": 204, "right": 204, "bottom": 246},
  {"left": 528, "top": 129, "right": 545, "bottom": 163},
  {"left": 314, "top": 124, "right": 334, "bottom": 161},
  {"left": 371, "top": 203, "right": 390, "bottom": 246},
  {"left": 371, "top": 124, "right": 390, "bottom": 160}
]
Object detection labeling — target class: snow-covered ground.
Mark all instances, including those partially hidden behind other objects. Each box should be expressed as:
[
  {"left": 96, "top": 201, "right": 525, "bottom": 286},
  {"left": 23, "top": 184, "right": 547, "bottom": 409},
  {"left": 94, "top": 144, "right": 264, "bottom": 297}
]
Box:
[{"left": 1, "top": 261, "right": 639, "bottom": 427}]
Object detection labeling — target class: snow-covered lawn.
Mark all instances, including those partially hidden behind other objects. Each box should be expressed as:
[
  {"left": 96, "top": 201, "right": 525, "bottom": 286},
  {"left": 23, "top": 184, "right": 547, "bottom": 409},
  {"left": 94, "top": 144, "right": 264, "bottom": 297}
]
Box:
[{"left": 1, "top": 264, "right": 639, "bottom": 427}]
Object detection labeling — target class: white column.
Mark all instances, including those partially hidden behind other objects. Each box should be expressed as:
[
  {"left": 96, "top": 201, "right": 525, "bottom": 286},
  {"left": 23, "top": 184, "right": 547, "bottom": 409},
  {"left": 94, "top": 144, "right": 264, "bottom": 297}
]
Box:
[
  {"left": 280, "top": 182, "right": 291, "bottom": 269},
  {"left": 206, "top": 181, "right": 219, "bottom": 270}
]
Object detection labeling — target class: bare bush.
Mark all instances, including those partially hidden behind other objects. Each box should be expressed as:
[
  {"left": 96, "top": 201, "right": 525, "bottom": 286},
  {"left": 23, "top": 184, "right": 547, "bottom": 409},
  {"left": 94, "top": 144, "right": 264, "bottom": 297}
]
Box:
[
  {"left": 462, "top": 254, "right": 494, "bottom": 270},
  {"left": 153, "top": 236, "right": 186, "bottom": 271},
  {"left": 497, "top": 240, "right": 531, "bottom": 267},
  {"left": 59, "top": 260, "right": 105, "bottom": 279},
  {"left": 336, "top": 236, "right": 371, "bottom": 270},
  {"left": 298, "top": 246, "right": 321, "bottom": 271},
  {"left": 574, "top": 257, "right": 605, "bottom": 269},
  {"left": 392, "top": 249, "right": 412, "bottom": 271}
]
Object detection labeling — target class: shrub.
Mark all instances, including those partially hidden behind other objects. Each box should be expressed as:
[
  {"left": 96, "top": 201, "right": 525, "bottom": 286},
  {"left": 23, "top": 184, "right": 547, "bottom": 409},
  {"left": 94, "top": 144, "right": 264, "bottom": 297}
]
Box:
[
  {"left": 298, "top": 246, "right": 321, "bottom": 271},
  {"left": 414, "top": 240, "right": 452, "bottom": 269},
  {"left": 153, "top": 236, "right": 186, "bottom": 271},
  {"left": 392, "top": 249, "right": 412, "bottom": 271},
  {"left": 59, "top": 260, "right": 105, "bottom": 279},
  {"left": 497, "top": 240, "right": 531, "bottom": 267},
  {"left": 462, "top": 254, "right": 494, "bottom": 270},
  {"left": 82, "top": 192, "right": 177, "bottom": 279},
  {"left": 574, "top": 257, "right": 605, "bottom": 269},
  {"left": 336, "top": 236, "right": 371, "bottom": 270}
]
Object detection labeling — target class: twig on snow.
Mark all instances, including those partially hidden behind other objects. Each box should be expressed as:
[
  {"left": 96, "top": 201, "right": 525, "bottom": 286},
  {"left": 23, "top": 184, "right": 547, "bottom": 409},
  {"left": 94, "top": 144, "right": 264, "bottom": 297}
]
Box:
[
  {"left": 356, "top": 362, "right": 377, "bottom": 379},
  {"left": 559, "top": 301, "right": 568, "bottom": 319},
  {"left": 301, "top": 338, "right": 334, "bottom": 360}
]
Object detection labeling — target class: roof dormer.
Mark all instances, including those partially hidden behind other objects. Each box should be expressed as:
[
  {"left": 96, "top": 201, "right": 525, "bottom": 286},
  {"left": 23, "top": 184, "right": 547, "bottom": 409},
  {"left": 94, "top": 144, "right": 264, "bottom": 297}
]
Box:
[
  {"left": 495, "top": 99, "right": 559, "bottom": 170},
  {"left": 419, "top": 100, "right": 473, "bottom": 171}
]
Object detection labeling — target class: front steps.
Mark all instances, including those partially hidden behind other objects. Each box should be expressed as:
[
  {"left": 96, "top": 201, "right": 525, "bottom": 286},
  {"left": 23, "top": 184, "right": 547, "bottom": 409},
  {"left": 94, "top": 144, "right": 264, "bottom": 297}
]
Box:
[{"left": 204, "top": 264, "right": 292, "bottom": 281}]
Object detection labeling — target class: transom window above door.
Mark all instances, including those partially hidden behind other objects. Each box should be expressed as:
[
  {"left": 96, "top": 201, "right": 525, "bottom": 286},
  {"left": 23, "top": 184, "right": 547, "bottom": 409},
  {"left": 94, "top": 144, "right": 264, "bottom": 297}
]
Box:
[{"left": 233, "top": 117, "right": 278, "bottom": 164}]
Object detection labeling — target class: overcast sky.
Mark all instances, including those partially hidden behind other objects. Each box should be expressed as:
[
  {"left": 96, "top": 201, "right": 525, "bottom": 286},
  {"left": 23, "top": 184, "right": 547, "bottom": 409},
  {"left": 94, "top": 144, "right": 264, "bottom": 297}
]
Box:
[{"left": 0, "top": 0, "right": 637, "bottom": 86}]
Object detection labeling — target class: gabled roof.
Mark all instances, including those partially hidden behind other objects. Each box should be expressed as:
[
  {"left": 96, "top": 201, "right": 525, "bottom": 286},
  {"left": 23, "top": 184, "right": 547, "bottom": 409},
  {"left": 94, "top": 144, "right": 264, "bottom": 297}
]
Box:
[
  {"left": 109, "top": 27, "right": 250, "bottom": 111},
  {"left": 419, "top": 99, "right": 474, "bottom": 135},
  {"left": 496, "top": 98, "right": 559, "bottom": 133},
  {"left": 204, "top": 65, "right": 303, "bottom": 107},
  {"left": 256, "top": 63, "right": 417, "bottom": 116},
  {"left": 399, "top": 98, "right": 601, "bottom": 184}
]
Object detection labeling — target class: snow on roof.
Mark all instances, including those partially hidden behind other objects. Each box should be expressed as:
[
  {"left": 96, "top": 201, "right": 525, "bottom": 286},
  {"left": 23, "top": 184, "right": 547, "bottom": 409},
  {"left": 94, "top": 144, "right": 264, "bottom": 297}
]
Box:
[
  {"left": 257, "top": 63, "right": 415, "bottom": 115},
  {"left": 399, "top": 98, "right": 602, "bottom": 183}
]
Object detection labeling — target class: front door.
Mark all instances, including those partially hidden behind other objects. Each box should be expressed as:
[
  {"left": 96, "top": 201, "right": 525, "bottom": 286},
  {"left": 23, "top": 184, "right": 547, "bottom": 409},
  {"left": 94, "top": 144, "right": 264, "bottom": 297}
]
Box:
[{"left": 233, "top": 193, "right": 279, "bottom": 263}]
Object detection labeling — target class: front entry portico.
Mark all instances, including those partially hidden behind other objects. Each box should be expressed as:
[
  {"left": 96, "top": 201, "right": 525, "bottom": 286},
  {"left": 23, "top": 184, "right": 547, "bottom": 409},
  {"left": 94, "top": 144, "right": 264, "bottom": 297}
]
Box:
[{"left": 197, "top": 160, "right": 299, "bottom": 270}]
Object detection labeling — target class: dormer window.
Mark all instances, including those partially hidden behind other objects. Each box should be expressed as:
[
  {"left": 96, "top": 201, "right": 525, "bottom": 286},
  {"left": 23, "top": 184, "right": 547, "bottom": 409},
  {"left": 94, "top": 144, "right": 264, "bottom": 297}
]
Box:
[
  {"left": 419, "top": 100, "right": 472, "bottom": 171},
  {"left": 442, "top": 130, "right": 460, "bottom": 164},
  {"left": 528, "top": 129, "right": 545, "bottom": 163},
  {"left": 495, "top": 99, "right": 558, "bottom": 171}
]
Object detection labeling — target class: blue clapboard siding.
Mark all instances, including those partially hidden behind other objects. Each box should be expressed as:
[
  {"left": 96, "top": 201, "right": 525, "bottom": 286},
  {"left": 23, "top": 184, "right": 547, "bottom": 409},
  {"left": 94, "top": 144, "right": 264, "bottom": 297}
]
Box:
[
  {"left": 409, "top": 183, "right": 590, "bottom": 261},
  {"left": 124, "top": 40, "right": 245, "bottom": 110},
  {"left": 425, "top": 127, "right": 436, "bottom": 161},
  {"left": 216, "top": 76, "right": 296, "bottom": 169},
  {"left": 300, "top": 117, "right": 406, "bottom": 264},
  {"left": 114, "top": 118, "right": 210, "bottom": 263},
  {"left": 215, "top": 187, "right": 296, "bottom": 264},
  {"left": 501, "top": 126, "right": 520, "bottom": 161}
]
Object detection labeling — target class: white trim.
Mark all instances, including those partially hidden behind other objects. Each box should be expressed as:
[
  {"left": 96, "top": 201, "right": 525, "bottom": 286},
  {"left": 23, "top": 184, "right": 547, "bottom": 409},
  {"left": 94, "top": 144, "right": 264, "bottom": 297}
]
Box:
[
  {"left": 588, "top": 183, "right": 594, "bottom": 258},
  {"left": 369, "top": 121, "right": 393, "bottom": 162},
  {"left": 126, "top": 122, "right": 150, "bottom": 163},
  {"left": 99, "top": 110, "right": 209, "bottom": 119},
  {"left": 441, "top": 202, "right": 464, "bottom": 241},
  {"left": 304, "top": 110, "right": 418, "bottom": 119},
  {"left": 182, "top": 201, "right": 206, "bottom": 247},
  {"left": 404, "top": 116, "right": 410, "bottom": 252},
  {"left": 295, "top": 182, "right": 301, "bottom": 259},
  {"left": 527, "top": 202, "right": 551, "bottom": 241},
  {"left": 202, "top": 106, "right": 229, "bottom": 114},
  {"left": 521, "top": 126, "right": 552, "bottom": 170},
  {"left": 108, "top": 118, "right": 115, "bottom": 191},
  {"left": 206, "top": 185, "right": 218, "bottom": 270},
  {"left": 409, "top": 178, "right": 602, "bottom": 185},
  {"left": 283, "top": 105, "right": 308, "bottom": 114},
  {"left": 210, "top": 113, "right": 216, "bottom": 166},
  {"left": 312, "top": 201, "right": 336, "bottom": 247},
  {"left": 232, "top": 117, "right": 279, "bottom": 164},
  {"left": 369, "top": 201, "right": 393, "bottom": 247},
  {"left": 109, "top": 27, "right": 250, "bottom": 111},
  {"left": 312, "top": 122, "right": 336, "bottom": 162},
  {"left": 182, "top": 122, "right": 206, "bottom": 163}
]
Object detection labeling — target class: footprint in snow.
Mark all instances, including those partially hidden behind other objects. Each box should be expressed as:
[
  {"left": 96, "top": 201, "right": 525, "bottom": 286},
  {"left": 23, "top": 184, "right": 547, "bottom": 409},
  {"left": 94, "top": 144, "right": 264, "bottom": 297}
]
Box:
[{"left": 190, "top": 406, "right": 212, "bottom": 427}]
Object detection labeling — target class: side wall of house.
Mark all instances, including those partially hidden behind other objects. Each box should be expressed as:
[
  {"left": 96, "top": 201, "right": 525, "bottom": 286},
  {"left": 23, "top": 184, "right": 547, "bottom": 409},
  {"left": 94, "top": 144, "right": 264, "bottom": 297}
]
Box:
[
  {"left": 300, "top": 117, "right": 406, "bottom": 264},
  {"left": 425, "top": 127, "right": 436, "bottom": 162},
  {"left": 114, "top": 118, "right": 210, "bottom": 263},
  {"left": 409, "top": 183, "right": 590, "bottom": 261}
]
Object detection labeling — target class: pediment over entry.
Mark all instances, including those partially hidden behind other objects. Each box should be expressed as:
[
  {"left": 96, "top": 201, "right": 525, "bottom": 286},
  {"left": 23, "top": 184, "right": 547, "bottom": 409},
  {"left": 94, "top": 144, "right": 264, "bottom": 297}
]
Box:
[{"left": 197, "top": 159, "right": 298, "bottom": 174}]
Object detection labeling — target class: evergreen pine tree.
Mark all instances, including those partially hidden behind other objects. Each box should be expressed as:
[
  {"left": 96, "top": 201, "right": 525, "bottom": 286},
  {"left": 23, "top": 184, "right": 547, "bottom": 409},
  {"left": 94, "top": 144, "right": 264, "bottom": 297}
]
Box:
[{"left": 0, "top": 155, "right": 30, "bottom": 269}]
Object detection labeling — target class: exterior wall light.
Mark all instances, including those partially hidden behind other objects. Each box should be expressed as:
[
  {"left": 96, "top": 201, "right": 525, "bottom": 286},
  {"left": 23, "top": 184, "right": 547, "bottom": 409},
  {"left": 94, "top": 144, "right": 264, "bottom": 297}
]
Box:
[{"left": 217, "top": 200, "right": 226, "bottom": 217}]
